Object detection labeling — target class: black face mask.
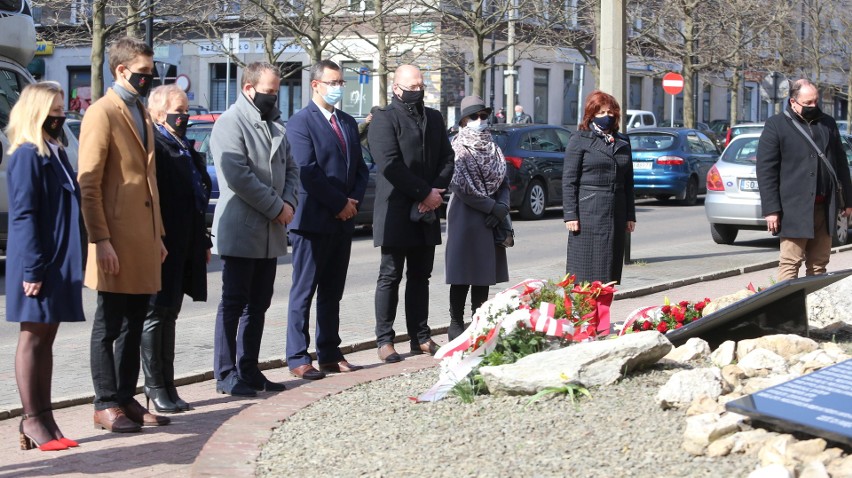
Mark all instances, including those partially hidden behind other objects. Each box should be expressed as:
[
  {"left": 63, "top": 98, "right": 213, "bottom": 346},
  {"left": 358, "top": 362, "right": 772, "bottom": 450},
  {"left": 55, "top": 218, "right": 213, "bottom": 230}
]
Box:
[
  {"left": 126, "top": 71, "right": 154, "bottom": 97},
  {"left": 252, "top": 91, "right": 279, "bottom": 120},
  {"left": 800, "top": 104, "right": 821, "bottom": 121},
  {"left": 592, "top": 115, "right": 615, "bottom": 131},
  {"left": 43, "top": 115, "right": 66, "bottom": 140},
  {"left": 166, "top": 113, "right": 190, "bottom": 137},
  {"left": 399, "top": 89, "right": 424, "bottom": 105}
]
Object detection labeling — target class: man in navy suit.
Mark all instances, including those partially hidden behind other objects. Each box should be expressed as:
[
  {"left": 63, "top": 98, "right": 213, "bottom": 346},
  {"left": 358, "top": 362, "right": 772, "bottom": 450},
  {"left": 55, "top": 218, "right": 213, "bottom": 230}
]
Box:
[{"left": 285, "top": 60, "right": 370, "bottom": 380}]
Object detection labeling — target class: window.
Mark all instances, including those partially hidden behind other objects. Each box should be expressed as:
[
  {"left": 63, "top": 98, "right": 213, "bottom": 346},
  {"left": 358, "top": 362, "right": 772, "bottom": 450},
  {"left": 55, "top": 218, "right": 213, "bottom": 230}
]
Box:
[
  {"left": 652, "top": 78, "right": 664, "bottom": 123},
  {"left": 341, "top": 61, "right": 373, "bottom": 117},
  {"left": 686, "top": 134, "right": 705, "bottom": 154},
  {"left": 348, "top": 0, "right": 375, "bottom": 11},
  {"left": 210, "top": 63, "right": 237, "bottom": 112},
  {"left": 554, "top": 129, "right": 571, "bottom": 152},
  {"left": 522, "top": 128, "right": 563, "bottom": 152},
  {"left": 562, "top": 70, "right": 578, "bottom": 125},
  {"left": 153, "top": 62, "right": 177, "bottom": 86},
  {"left": 702, "top": 84, "right": 711, "bottom": 122},
  {"left": 642, "top": 114, "right": 654, "bottom": 126},
  {"left": 698, "top": 133, "right": 717, "bottom": 154},
  {"left": 70, "top": 0, "right": 93, "bottom": 24},
  {"left": 629, "top": 76, "right": 642, "bottom": 110},
  {"left": 0, "top": 67, "right": 27, "bottom": 130},
  {"left": 67, "top": 66, "right": 91, "bottom": 114},
  {"left": 533, "top": 68, "right": 548, "bottom": 124},
  {"left": 277, "top": 62, "right": 302, "bottom": 121}
]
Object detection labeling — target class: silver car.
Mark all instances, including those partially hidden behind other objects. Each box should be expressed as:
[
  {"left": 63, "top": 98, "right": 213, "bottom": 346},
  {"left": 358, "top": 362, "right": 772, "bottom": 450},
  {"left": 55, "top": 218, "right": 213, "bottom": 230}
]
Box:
[{"left": 704, "top": 133, "right": 850, "bottom": 246}]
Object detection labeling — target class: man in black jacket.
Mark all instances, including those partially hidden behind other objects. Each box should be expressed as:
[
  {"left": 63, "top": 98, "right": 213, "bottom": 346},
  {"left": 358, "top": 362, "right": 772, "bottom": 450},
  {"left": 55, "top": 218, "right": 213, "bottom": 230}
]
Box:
[
  {"left": 757, "top": 79, "right": 852, "bottom": 281},
  {"left": 368, "top": 64, "right": 454, "bottom": 363}
]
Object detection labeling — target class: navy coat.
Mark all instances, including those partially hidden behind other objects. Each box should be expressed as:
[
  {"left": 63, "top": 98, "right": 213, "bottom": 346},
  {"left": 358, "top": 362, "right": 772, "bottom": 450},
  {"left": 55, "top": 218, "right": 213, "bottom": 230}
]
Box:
[
  {"left": 287, "top": 101, "right": 369, "bottom": 234},
  {"left": 152, "top": 128, "right": 213, "bottom": 306},
  {"left": 5, "top": 143, "right": 85, "bottom": 323},
  {"left": 368, "top": 97, "right": 455, "bottom": 247}
]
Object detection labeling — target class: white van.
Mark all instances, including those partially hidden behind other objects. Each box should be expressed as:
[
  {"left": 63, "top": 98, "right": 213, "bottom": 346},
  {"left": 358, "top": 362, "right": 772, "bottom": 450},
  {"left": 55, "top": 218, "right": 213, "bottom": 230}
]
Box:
[
  {"left": 0, "top": 0, "right": 79, "bottom": 251},
  {"left": 625, "top": 110, "right": 657, "bottom": 131}
]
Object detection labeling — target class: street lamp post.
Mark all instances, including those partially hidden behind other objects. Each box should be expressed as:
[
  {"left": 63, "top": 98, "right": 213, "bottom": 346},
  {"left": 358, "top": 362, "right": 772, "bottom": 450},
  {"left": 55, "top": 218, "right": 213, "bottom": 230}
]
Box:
[{"left": 145, "top": 0, "right": 153, "bottom": 48}]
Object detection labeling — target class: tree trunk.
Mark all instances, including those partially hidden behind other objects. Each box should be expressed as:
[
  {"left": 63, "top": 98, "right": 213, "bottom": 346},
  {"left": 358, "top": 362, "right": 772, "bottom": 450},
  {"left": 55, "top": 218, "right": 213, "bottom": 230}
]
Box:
[
  {"left": 376, "top": 0, "right": 388, "bottom": 107},
  {"left": 126, "top": 0, "right": 141, "bottom": 39},
  {"left": 682, "top": 15, "right": 695, "bottom": 128},
  {"left": 91, "top": 0, "right": 107, "bottom": 102},
  {"left": 730, "top": 68, "right": 740, "bottom": 125},
  {"left": 471, "top": 36, "right": 485, "bottom": 97}
]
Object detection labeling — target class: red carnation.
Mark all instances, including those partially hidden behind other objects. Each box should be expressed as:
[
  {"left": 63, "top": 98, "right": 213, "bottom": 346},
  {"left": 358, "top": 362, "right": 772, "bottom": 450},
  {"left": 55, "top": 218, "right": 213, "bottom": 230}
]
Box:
[
  {"left": 641, "top": 320, "right": 652, "bottom": 331},
  {"left": 694, "top": 301, "right": 707, "bottom": 311},
  {"left": 679, "top": 300, "right": 690, "bottom": 307},
  {"left": 656, "top": 322, "right": 668, "bottom": 333},
  {"left": 672, "top": 307, "right": 686, "bottom": 323},
  {"left": 661, "top": 305, "right": 672, "bottom": 314},
  {"left": 675, "top": 323, "right": 683, "bottom": 329}
]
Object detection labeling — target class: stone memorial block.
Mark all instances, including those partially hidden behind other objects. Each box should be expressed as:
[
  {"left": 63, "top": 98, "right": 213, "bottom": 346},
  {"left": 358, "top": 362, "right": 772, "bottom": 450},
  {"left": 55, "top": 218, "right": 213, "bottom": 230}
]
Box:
[
  {"left": 665, "top": 269, "right": 852, "bottom": 348},
  {"left": 725, "top": 359, "right": 852, "bottom": 447}
]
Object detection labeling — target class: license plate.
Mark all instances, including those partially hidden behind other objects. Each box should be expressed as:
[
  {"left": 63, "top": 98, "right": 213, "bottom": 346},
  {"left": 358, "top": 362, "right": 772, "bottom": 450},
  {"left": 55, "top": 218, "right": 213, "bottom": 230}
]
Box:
[
  {"left": 739, "top": 179, "right": 759, "bottom": 191},
  {"left": 633, "top": 161, "right": 652, "bottom": 170}
]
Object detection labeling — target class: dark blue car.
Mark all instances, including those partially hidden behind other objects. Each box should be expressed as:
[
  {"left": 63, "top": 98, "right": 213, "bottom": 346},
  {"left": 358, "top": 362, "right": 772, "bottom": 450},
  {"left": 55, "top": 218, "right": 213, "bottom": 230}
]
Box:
[
  {"left": 489, "top": 124, "right": 572, "bottom": 220},
  {"left": 627, "top": 127, "right": 720, "bottom": 206}
]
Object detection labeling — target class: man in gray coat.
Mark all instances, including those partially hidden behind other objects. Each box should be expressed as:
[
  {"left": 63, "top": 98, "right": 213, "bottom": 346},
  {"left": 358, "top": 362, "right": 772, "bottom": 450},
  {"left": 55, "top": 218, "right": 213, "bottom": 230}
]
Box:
[{"left": 210, "top": 62, "right": 299, "bottom": 396}]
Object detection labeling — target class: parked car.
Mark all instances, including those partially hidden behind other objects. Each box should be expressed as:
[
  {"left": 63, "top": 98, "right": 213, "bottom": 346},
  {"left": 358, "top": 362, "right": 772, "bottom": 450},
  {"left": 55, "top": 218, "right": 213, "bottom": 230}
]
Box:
[
  {"left": 724, "top": 122, "right": 764, "bottom": 147},
  {"left": 489, "top": 123, "right": 572, "bottom": 220},
  {"left": 66, "top": 118, "right": 81, "bottom": 139},
  {"left": 354, "top": 145, "right": 376, "bottom": 226},
  {"left": 704, "top": 132, "right": 851, "bottom": 246},
  {"left": 625, "top": 109, "right": 657, "bottom": 131},
  {"left": 709, "top": 119, "right": 730, "bottom": 136},
  {"left": 188, "top": 113, "right": 221, "bottom": 125},
  {"left": 628, "top": 127, "right": 720, "bottom": 205},
  {"left": 184, "top": 121, "right": 219, "bottom": 226},
  {"left": 188, "top": 105, "right": 210, "bottom": 116}
]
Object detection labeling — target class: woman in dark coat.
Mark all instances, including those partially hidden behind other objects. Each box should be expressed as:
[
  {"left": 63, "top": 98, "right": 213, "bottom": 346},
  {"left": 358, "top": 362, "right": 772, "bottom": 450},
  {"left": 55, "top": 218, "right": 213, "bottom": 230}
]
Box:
[
  {"left": 6, "top": 81, "right": 84, "bottom": 451},
  {"left": 445, "top": 95, "right": 510, "bottom": 340},
  {"left": 563, "top": 90, "right": 636, "bottom": 284},
  {"left": 142, "top": 85, "right": 212, "bottom": 413}
]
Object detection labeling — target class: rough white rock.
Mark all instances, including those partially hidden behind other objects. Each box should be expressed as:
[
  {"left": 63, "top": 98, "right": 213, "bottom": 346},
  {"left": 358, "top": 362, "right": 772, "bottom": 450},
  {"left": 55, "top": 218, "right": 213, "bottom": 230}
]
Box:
[
  {"left": 807, "top": 276, "right": 852, "bottom": 332},
  {"left": 721, "top": 364, "right": 746, "bottom": 390},
  {"left": 711, "top": 340, "right": 736, "bottom": 367},
  {"left": 729, "top": 429, "right": 777, "bottom": 455},
  {"left": 663, "top": 337, "right": 711, "bottom": 363},
  {"left": 685, "top": 395, "right": 725, "bottom": 416},
  {"left": 703, "top": 289, "right": 755, "bottom": 316},
  {"left": 799, "top": 460, "right": 830, "bottom": 478},
  {"left": 682, "top": 412, "right": 746, "bottom": 456},
  {"left": 742, "top": 375, "right": 795, "bottom": 395},
  {"left": 821, "top": 342, "right": 852, "bottom": 363},
  {"left": 479, "top": 331, "right": 672, "bottom": 395},
  {"left": 747, "top": 464, "right": 793, "bottom": 478},
  {"left": 738, "top": 348, "right": 788, "bottom": 377},
  {"left": 826, "top": 454, "right": 852, "bottom": 478},
  {"left": 758, "top": 434, "right": 797, "bottom": 468},
  {"left": 737, "top": 335, "right": 819, "bottom": 361},
  {"left": 656, "top": 367, "right": 724, "bottom": 409}
]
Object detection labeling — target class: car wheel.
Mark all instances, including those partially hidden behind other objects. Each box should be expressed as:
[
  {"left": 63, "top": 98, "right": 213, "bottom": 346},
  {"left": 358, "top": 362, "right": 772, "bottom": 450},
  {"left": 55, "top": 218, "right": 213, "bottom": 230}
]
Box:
[
  {"left": 519, "top": 179, "right": 547, "bottom": 220},
  {"left": 832, "top": 210, "right": 849, "bottom": 247},
  {"left": 655, "top": 194, "right": 671, "bottom": 202},
  {"left": 679, "top": 177, "right": 699, "bottom": 206},
  {"left": 710, "top": 223, "right": 738, "bottom": 245}
]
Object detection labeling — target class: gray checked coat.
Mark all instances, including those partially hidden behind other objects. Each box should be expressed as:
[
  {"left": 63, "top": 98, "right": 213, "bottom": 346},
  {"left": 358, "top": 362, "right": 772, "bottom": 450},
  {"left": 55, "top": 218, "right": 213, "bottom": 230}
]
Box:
[
  {"left": 210, "top": 92, "right": 299, "bottom": 258},
  {"left": 562, "top": 130, "right": 635, "bottom": 284}
]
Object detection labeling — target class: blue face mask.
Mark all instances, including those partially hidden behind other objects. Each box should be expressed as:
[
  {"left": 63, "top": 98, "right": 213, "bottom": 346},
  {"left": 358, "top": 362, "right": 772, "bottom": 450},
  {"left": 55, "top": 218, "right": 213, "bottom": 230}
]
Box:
[
  {"left": 592, "top": 115, "right": 615, "bottom": 131},
  {"left": 322, "top": 85, "right": 343, "bottom": 105}
]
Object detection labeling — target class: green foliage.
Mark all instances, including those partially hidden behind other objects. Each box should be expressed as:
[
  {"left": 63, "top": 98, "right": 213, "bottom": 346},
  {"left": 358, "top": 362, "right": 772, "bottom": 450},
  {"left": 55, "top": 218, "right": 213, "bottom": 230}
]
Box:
[
  {"left": 451, "top": 377, "right": 477, "bottom": 404},
  {"left": 526, "top": 382, "right": 591, "bottom": 407}
]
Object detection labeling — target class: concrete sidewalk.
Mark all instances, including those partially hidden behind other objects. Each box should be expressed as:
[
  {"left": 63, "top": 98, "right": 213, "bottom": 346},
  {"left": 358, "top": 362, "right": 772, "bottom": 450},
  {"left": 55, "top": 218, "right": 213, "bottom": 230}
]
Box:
[{"left": 2, "top": 247, "right": 852, "bottom": 477}]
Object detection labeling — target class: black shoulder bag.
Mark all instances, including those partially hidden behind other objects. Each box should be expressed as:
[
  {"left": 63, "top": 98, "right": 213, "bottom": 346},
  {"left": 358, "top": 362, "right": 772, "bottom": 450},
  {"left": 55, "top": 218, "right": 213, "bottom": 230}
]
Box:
[{"left": 783, "top": 110, "right": 846, "bottom": 209}]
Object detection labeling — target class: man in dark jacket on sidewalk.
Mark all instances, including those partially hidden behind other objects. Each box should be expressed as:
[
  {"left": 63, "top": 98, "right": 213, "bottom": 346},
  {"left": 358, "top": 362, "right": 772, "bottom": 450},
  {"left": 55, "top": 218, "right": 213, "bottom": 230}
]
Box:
[
  {"left": 757, "top": 78, "right": 852, "bottom": 281},
  {"left": 368, "top": 64, "right": 454, "bottom": 363}
]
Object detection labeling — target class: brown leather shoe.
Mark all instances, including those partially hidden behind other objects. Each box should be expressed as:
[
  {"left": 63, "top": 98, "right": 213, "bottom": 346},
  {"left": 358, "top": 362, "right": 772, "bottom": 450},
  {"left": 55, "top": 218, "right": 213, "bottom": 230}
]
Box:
[
  {"left": 318, "top": 359, "right": 364, "bottom": 373},
  {"left": 93, "top": 407, "right": 141, "bottom": 433},
  {"left": 410, "top": 339, "right": 440, "bottom": 356},
  {"left": 290, "top": 364, "right": 326, "bottom": 380},
  {"left": 377, "top": 343, "right": 403, "bottom": 363},
  {"left": 122, "top": 399, "right": 171, "bottom": 426}
]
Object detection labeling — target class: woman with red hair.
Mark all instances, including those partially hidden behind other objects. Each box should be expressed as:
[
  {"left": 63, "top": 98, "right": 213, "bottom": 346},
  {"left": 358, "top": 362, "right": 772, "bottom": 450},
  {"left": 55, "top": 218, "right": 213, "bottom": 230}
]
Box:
[{"left": 562, "top": 90, "right": 636, "bottom": 283}]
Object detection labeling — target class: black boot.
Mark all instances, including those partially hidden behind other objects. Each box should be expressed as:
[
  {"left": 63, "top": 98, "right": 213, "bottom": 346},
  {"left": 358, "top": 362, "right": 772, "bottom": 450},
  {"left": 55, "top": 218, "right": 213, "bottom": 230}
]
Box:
[
  {"left": 161, "top": 312, "right": 190, "bottom": 411},
  {"left": 448, "top": 307, "right": 466, "bottom": 341},
  {"left": 142, "top": 306, "right": 181, "bottom": 413}
]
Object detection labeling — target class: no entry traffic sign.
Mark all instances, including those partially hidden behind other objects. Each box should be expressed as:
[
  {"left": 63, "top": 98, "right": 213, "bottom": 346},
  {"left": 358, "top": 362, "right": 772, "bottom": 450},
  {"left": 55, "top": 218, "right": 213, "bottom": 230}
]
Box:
[{"left": 663, "top": 72, "right": 684, "bottom": 95}]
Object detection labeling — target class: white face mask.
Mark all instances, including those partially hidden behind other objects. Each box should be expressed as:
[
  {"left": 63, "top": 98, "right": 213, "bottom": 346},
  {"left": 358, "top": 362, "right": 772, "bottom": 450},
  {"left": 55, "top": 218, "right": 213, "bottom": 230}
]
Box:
[{"left": 466, "top": 118, "right": 488, "bottom": 131}]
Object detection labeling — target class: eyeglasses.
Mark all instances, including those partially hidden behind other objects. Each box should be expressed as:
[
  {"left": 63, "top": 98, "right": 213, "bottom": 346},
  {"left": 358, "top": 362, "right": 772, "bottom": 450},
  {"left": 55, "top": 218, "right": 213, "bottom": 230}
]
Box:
[
  {"left": 320, "top": 80, "right": 346, "bottom": 87},
  {"left": 469, "top": 112, "right": 489, "bottom": 121},
  {"left": 396, "top": 83, "right": 425, "bottom": 92}
]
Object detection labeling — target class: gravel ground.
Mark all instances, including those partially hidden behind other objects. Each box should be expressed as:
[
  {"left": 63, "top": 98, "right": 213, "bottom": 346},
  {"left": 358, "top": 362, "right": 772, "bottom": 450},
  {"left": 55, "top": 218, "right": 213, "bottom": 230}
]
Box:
[{"left": 257, "top": 363, "right": 759, "bottom": 478}]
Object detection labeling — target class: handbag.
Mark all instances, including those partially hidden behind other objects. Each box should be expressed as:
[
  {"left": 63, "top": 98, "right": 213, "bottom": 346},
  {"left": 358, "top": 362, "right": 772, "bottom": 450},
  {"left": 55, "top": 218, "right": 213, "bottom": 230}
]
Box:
[
  {"left": 493, "top": 214, "right": 514, "bottom": 248},
  {"left": 783, "top": 110, "right": 846, "bottom": 209}
]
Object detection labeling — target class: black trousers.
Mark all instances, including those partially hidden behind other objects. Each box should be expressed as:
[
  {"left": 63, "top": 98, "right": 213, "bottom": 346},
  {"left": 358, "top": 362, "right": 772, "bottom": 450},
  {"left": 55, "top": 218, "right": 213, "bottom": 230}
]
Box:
[
  {"left": 374, "top": 245, "right": 435, "bottom": 347},
  {"left": 90, "top": 292, "right": 151, "bottom": 410}
]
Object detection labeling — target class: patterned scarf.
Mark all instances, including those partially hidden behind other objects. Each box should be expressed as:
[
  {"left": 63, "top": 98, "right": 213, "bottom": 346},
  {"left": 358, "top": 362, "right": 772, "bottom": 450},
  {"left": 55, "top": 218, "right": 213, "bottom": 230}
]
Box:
[
  {"left": 590, "top": 121, "right": 615, "bottom": 144},
  {"left": 451, "top": 126, "right": 506, "bottom": 197}
]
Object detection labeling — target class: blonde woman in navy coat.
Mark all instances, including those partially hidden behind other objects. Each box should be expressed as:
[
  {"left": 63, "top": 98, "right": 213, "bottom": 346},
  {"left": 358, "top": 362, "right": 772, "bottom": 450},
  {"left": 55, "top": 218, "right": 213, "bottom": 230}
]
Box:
[{"left": 5, "top": 81, "right": 85, "bottom": 451}]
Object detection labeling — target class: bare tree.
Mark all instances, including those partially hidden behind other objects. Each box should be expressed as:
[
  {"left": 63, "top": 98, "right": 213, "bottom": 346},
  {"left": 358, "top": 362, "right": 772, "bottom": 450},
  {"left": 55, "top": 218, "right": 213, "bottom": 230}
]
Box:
[{"left": 627, "top": 0, "right": 784, "bottom": 127}]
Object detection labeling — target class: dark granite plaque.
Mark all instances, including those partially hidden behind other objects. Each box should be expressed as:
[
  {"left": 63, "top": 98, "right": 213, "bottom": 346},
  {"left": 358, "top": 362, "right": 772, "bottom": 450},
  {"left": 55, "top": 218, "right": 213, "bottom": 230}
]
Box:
[
  {"left": 726, "top": 359, "right": 852, "bottom": 447},
  {"left": 665, "top": 269, "right": 852, "bottom": 348}
]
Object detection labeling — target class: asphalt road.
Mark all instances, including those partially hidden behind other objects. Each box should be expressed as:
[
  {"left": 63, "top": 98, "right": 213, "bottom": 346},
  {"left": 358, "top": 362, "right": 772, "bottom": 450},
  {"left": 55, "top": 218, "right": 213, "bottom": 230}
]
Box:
[{"left": 0, "top": 197, "right": 783, "bottom": 410}]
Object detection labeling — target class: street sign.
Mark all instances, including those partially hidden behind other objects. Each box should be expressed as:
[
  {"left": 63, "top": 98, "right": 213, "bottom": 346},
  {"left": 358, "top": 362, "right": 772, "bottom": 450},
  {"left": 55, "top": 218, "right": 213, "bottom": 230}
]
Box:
[
  {"left": 222, "top": 33, "right": 239, "bottom": 54},
  {"left": 662, "top": 72, "right": 684, "bottom": 95},
  {"left": 358, "top": 67, "right": 370, "bottom": 85},
  {"left": 760, "top": 72, "right": 789, "bottom": 103}
]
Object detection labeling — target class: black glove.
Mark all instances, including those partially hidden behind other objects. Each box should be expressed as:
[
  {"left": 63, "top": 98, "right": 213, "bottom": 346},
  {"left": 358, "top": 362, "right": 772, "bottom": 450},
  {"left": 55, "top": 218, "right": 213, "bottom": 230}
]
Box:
[
  {"left": 491, "top": 202, "right": 510, "bottom": 220},
  {"left": 484, "top": 214, "right": 500, "bottom": 228}
]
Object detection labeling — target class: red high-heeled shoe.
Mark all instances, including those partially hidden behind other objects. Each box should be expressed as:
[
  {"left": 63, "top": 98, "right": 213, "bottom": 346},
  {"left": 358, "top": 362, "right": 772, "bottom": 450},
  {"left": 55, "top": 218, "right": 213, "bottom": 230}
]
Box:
[
  {"left": 19, "top": 413, "right": 68, "bottom": 451},
  {"left": 57, "top": 437, "right": 79, "bottom": 448}
]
